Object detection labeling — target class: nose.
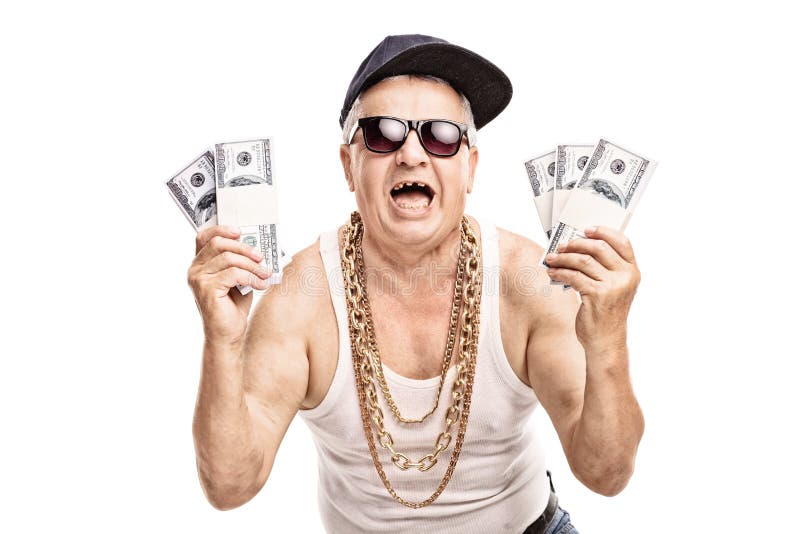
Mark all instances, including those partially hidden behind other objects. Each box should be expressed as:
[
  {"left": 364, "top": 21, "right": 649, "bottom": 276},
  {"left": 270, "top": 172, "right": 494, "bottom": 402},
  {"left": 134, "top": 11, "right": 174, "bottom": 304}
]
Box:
[{"left": 394, "top": 127, "right": 429, "bottom": 168}]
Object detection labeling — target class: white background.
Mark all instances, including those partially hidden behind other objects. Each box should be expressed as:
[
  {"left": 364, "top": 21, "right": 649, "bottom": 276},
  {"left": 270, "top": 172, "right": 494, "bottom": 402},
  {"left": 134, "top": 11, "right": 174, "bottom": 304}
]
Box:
[{"left": 1, "top": 1, "right": 798, "bottom": 532}]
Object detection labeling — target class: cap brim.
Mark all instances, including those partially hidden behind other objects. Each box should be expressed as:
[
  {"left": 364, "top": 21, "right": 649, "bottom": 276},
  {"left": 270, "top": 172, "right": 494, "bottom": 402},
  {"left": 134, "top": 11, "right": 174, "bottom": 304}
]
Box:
[{"left": 355, "top": 42, "right": 512, "bottom": 130}]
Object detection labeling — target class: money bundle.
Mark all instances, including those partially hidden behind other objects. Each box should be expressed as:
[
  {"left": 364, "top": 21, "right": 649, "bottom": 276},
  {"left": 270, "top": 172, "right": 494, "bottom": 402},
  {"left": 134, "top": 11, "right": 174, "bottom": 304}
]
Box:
[
  {"left": 524, "top": 139, "right": 657, "bottom": 287},
  {"left": 165, "top": 151, "right": 218, "bottom": 232},
  {"left": 166, "top": 139, "right": 285, "bottom": 295},
  {"left": 523, "top": 150, "right": 555, "bottom": 239}
]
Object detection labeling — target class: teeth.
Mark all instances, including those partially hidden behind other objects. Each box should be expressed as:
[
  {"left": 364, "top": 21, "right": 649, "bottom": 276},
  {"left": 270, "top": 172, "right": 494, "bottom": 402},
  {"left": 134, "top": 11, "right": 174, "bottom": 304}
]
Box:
[
  {"left": 391, "top": 181, "right": 430, "bottom": 190},
  {"left": 397, "top": 199, "right": 430, "bottom": 210}
]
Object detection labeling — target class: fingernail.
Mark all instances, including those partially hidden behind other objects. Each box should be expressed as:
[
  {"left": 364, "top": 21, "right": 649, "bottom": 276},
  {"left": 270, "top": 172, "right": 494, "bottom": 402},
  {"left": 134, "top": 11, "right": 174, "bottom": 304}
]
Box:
[
  {"left": 585, "top": 226, "right": 596, "bottom": 234},
  {"left": 228, "top": 225, "right": 240, "bottom": 234},
  {"left": 546, "top": 253, "right": 557, "bottom": 260},
  {"left": 557, "top": 243, "right": 567, "bottom": 252}
]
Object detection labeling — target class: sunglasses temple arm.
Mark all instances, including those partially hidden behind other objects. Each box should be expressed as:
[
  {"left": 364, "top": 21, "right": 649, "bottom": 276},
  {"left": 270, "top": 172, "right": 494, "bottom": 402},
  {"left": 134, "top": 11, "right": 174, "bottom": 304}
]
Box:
[{"left": 346, "top": 123, "right": 361, "bottom": 144}]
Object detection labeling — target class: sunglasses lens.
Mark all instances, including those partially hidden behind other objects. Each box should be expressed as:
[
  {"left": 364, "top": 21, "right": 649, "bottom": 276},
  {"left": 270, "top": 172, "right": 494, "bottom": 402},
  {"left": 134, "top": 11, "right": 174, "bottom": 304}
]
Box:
[
  {"left": 420, "top": 121, "right": 463, "bottom": 155},
  {"left": 363, "top": 118, "right": 406, "bottom": 152}
]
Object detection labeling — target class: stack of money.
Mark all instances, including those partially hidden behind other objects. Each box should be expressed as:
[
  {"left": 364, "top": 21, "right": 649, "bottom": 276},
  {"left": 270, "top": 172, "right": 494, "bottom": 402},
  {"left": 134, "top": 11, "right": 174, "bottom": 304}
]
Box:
[
  {"left": 524, "top": 139, "right": 657, "bottom": 288},
  {"left": 166, "top": 139, "right": 287, "bottom": 295}
]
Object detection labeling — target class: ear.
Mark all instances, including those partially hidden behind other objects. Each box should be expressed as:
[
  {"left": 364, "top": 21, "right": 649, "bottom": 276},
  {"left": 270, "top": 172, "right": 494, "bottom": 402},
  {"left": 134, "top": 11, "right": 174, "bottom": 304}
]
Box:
[
  {"left": 466, "top": 145, "right": 479, "bottom": 194},
  {"left": 339, "top": 143, "right": 355, "bottom": 192}
]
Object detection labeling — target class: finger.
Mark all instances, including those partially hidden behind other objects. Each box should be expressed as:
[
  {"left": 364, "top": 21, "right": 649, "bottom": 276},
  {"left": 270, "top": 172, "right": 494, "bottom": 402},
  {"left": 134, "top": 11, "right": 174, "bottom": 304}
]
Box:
[
  {"left": 545, "top": 251, "right": 606, "bottom": 281},
  {"left": 546, "top": 266, "right": 597, "bottom": 295},
  {"left": 196, "top": 225, "right": 241, "bottom": 254},
  {"left": 557, "top": 237, "right": 625, "bottom": 271},
  {"left": 202, "top": 250, "right": 271, "bottom": 279},
  {"left": 197, "top": 234, "right": 264, "bottom": 264},
  {"left": 584, "top": 226, "right": 635, "bottom": 264},
  {"left": 215, "top": 266, "right": 270, "bottom": 291}
]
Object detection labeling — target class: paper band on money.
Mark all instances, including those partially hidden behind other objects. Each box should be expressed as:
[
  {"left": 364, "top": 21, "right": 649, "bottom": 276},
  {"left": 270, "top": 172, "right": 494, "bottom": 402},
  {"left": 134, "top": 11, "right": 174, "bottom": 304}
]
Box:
[
  {"left": 214, "top": 138, "right": 283, "bottom": 295},
  {"left": 524, "top": 150, "right": 556, "bottom": 240},
  {"left": 540, "top": 139, "right": 657, "bottom": 277},
  {"left": 552, "top": 144, "right": 595, "bottom": 230}
]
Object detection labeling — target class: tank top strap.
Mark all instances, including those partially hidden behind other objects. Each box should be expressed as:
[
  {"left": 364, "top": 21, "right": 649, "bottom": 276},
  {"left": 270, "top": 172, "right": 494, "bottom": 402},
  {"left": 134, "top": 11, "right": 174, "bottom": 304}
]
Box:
[
  {"left": 304, "top": 225, "right": 351, "bottom": 418},
  {"left": 473, "top": 215, "right": 539, "bottom": 398}
]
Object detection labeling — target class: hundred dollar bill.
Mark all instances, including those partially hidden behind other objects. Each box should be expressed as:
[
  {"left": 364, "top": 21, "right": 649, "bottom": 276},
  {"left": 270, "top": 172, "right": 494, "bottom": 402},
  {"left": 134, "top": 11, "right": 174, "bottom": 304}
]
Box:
[
  {"left": 215, "top": 138, "right": 282, "bottom": 295},
  {"left": 541, "top": 139, "right": 657, "bottom": 276},
  {"left": 165, "top": 151, "right": 218, "bottom": 232},
  {"left": 552, "top": 144, "right": 595, "bottom": 230},
  {"left": 166, "top": 149, "right": 288, "bottom": 295},
  {"left": 523, "top": 150, "right": 556, "bottom": 239}
]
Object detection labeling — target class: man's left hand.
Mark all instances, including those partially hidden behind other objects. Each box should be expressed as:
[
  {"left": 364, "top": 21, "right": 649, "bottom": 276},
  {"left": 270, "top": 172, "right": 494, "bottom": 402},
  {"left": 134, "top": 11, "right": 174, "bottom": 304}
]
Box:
[{"left": 545, "top": 226, "right": 641, "bottom": 352}]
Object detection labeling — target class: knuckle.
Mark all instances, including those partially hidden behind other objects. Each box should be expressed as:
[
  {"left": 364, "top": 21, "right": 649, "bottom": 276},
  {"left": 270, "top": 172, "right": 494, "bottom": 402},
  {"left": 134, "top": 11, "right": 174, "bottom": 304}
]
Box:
[
  {"left": 218, "top": 267, "right": 234, "bottom": 286},
  {"left": 613, "top": 278, "right": 629, "bottom": 293},
  {"left": 221, "top": 250, "right": 235, "bottom": 263}
]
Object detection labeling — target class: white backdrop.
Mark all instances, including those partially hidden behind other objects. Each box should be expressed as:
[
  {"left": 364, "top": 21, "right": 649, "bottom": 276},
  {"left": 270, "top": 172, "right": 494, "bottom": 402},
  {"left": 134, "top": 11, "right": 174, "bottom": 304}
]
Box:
[{"left": 2, "top": 1, "right": 798, "bottom": 532}]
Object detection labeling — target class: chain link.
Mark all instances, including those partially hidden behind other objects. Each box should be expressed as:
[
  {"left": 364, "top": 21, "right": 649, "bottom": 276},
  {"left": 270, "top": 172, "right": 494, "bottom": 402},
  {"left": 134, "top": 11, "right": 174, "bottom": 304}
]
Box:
[
  {"left": 340, "top": 211, "right": 483, "bottom": 508},
  {"left": 355, "top": 217, "right": 467, "bottom": 424}
]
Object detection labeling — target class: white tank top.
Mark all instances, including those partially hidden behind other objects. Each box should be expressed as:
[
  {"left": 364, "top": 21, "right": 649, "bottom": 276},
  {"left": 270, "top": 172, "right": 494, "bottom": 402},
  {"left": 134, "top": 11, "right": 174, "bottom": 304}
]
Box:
[{"left": 298, "top": 217, "right": 550, "bottom": 533}]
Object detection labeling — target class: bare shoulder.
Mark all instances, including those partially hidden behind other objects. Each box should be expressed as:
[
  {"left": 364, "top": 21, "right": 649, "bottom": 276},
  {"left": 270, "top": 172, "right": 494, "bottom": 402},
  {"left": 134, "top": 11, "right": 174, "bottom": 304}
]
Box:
[
  {"left": 243, "top": 233, "right": 341, "bottom": 410},
  {"left": 495, "top": 226, "right": 578, "bottom": 326},
  {"left": 248, "top": 236, "right": 334, "bottom": 344},
  {"left": 495, "top": 226, "right": 545, "bottom": 306},
  {"left": 496, "top": 226, "right": 545, "bottom": 275}
]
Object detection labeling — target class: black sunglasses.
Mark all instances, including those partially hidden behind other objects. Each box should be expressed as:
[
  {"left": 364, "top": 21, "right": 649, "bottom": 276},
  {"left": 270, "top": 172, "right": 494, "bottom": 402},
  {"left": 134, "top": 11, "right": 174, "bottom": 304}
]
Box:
[{"left": 348, "top": 116, "right": 471, "bottom": 157}]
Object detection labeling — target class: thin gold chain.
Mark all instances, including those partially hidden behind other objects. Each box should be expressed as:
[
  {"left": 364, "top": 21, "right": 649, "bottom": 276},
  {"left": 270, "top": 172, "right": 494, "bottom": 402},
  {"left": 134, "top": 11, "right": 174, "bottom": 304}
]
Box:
[
  {"left": 355, "top": 219, "right": 466, "bottom": 423},
  {"left": 340, "top": 211, "right": 483, "bottom": 508}
]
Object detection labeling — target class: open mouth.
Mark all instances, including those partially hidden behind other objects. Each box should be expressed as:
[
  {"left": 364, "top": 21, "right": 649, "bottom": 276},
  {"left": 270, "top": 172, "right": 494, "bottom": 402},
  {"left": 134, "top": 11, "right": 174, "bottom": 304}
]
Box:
[{"left": 389, "top": 181, "right": 435, "bottom": 211}]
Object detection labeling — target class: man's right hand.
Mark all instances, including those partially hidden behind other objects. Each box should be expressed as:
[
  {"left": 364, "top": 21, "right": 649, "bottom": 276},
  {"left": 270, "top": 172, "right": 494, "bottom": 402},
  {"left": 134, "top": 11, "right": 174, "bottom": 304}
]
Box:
[{"left": 187, "top": 225, "right": 272, "bottom": 345}]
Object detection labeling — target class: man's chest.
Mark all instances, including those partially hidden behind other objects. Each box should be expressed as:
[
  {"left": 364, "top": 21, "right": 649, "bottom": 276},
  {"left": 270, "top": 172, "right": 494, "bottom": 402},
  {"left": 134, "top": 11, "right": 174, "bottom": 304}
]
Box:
[
  {"left": 302, "top": 289, "right": 531, "bottom": 410},
  {"left": 369, "top": 293, "right": 462, "bottom": 380}
]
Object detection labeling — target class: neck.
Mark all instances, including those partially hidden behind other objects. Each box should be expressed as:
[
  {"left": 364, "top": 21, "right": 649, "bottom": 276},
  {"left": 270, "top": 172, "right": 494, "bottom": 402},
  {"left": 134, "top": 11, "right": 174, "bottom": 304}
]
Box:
[{"left": 360, "top": 218, "right": 463, "bottom": 294}]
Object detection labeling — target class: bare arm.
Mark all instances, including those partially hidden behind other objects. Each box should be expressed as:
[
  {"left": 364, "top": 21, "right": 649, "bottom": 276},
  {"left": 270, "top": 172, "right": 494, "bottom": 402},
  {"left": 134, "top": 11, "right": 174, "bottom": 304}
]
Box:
[
  {"left": 189, "top": 226, "right": 315, "bottom": 510},
  {"left": 526, "top": 290, "right": 644, "bottom": 496},
  {"left": 193, "top": 338, "right": 268, "bottom": 511},
  {"left": 569, "top": 341, "right": 644, "bottom": 496},
  {"left": 539, "top": 226, "right": 646, "bottom": 496},
  {"left": 501, "top": 228, "right": 644, "bottom": 496}
]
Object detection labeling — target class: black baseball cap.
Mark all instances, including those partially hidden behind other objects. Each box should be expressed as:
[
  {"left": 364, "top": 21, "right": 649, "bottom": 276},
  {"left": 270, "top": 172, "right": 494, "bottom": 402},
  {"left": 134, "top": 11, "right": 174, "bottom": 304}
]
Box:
[{"left": 339, "top": 34, "right": 512, "bottom": 131}]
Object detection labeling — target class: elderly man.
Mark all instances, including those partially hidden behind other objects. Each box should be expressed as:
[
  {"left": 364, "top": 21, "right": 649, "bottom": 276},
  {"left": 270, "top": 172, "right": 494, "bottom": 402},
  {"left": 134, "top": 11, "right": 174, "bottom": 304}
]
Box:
[{"left": 188, "top": 34, "right": 644, "bottom": 534}]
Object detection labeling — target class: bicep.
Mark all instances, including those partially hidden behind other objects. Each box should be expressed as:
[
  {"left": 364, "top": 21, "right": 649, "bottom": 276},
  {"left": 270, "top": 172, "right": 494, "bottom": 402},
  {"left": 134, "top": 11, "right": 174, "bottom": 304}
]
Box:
[
  {"left": 241, "top": 280, "right": 311, "bottom": 487},
  {"left": 526, "top": 289, "right": 586, "bottom": 459}
]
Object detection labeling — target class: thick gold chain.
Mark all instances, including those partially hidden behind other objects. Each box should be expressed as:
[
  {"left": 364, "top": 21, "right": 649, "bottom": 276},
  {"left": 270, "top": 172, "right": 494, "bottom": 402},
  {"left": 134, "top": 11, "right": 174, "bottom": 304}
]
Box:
[
  {"left": 340, "top": 211, "right": 483, "bottom": 508},
  {"left": 355, "top": 218, "right": 466, "bottom": 424}
]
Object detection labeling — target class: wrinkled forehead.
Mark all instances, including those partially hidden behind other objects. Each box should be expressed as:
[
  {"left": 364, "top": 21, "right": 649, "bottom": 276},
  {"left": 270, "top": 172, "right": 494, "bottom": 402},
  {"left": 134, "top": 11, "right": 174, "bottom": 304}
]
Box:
[{"left": 358, "top": 76, "right": 466, "bottom": 122}]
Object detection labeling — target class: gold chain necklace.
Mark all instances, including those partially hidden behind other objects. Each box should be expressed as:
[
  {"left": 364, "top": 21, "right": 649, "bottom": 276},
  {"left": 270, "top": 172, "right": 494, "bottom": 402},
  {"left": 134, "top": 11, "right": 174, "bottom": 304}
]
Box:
[
  {"left": 355, "top": 217, "right": 466, "bottom": 424},
  {"left": 340, "top": 211, "right": 483, "bottom": 508}
]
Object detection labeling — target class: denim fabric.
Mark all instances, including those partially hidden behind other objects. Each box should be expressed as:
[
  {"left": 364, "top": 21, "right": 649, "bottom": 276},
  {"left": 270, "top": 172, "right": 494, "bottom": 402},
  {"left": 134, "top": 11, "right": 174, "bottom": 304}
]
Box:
[
  {"left": 543, "top": 505, "right": 579, "bottom": 534},
  {"left": 532, "top": 471, "right": 578, "bottom": 534}
]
